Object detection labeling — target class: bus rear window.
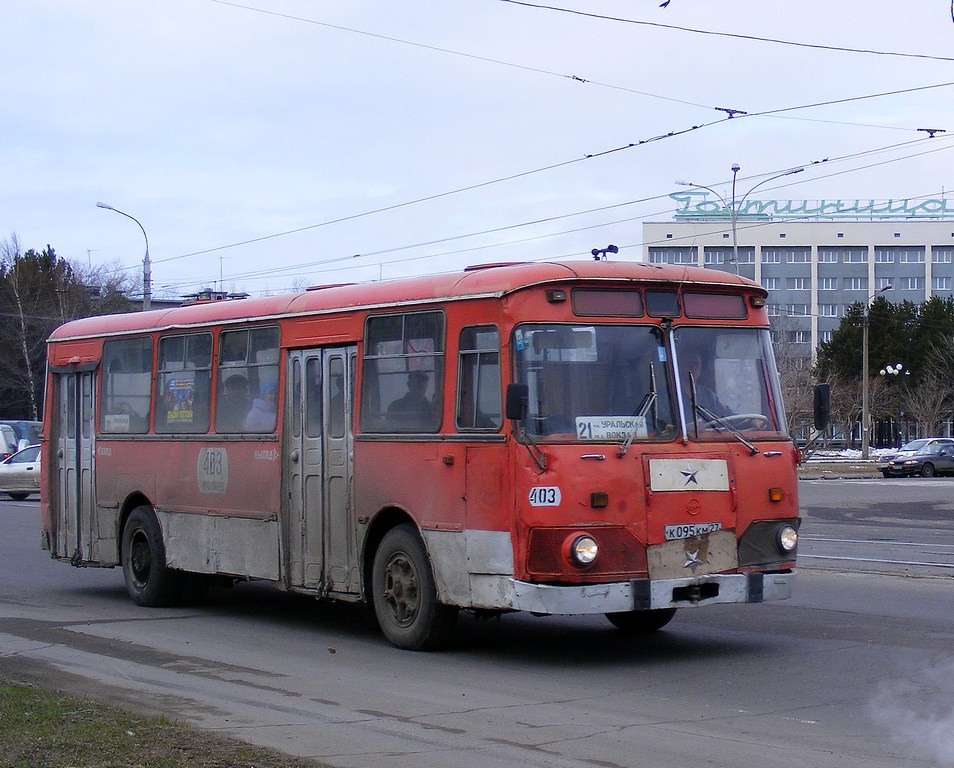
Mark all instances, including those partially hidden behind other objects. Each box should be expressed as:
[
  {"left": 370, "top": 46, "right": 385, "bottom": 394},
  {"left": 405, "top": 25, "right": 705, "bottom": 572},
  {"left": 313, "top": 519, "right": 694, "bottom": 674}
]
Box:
[
  {"left": 683, "top": 292, "right": 748, "bottom": 319},
  {"left": 572, "top": 289, "right": 643, "bottom": 317}
]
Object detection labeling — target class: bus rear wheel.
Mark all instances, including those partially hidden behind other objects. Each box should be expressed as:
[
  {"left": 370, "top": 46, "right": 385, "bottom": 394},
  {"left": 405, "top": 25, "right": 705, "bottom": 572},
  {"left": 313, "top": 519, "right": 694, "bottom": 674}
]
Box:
[
  {"left": 121, "top": 506, "right": 182, "bottom": 607},
  {"left": 371, "top": 524, "right": 457, "bottom": 650},
  {"left": 605, "top": 608, "right": 677, "bottom": 633}
]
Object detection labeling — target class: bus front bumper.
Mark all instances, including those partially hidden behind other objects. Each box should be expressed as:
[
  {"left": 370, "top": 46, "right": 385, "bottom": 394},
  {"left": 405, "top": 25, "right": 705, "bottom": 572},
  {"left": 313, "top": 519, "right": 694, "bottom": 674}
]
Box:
[{"left": 499, "top": 571, "right": 795, "bottom": 615}]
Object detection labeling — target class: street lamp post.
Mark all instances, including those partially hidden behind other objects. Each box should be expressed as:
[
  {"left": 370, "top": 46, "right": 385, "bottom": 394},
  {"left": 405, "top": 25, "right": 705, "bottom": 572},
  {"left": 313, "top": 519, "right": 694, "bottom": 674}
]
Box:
[
  {"left": 676, "top": 165, "right": 804, "bottom": 274},
  {"left": 879, "top": 363, "right": 907, "bottom": 449},
  {"left": 860, "top": 285, "right": 893, "bottom": 459},
  {"left": 96, "top": 202, "right": 151, "bottom": 310}
]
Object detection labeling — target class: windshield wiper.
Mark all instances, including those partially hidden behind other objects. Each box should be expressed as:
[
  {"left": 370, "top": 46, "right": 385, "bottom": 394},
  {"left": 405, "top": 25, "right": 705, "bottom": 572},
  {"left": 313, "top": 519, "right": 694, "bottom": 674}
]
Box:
[
  {"left": 692, "top": 397, "right": 760, "bottom": 456},
  {"left": 617, "top": 363, "right": 657, "bottom": 458}
]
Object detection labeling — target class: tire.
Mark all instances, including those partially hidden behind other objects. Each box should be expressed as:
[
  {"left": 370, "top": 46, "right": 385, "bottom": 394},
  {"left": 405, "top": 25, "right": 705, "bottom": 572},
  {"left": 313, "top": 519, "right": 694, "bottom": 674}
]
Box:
[
  {"left": 7, "top": 492, "right": 29, "bottom": 501},
  {"left": 371, "top": 524, "right": 457, "bottom": 650},
  {"left": 920, "top": 463, "right": 936, "bottom": 478},
  {"left": 881, "top": 471, "right": 891, "bottom": 479},
  {"left": 606, "top": 608, "right": 677, "bottom": 633},
  {"left": 121, "top": 506, "right": 182, "bottom": 607}
]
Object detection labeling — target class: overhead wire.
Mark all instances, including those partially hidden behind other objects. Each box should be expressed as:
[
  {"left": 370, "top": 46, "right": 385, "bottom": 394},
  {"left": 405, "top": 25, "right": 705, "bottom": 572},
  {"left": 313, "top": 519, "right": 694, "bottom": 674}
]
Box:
[
  {"left": 115, "top": 1, "right": 954, "bottom": 294},
  {"left": 496, "top": 0, "right": 954, "bottom": 63}
]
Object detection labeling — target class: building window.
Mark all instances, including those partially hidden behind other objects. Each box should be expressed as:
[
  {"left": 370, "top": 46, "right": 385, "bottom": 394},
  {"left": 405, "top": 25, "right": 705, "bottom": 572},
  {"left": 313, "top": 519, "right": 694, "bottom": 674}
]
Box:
[
  {"left": 703, "top": 248, "right": 726, "bottom": 264},
  {"left": 786, "top": 331, "right": 810, "bottom": 344},
  {"left": 787, "top": 248, "right": 811, "bottom": 263},
  {"left": 763, "top": 277, "right": 779, "bottom": 290},
  {"left": 786, "top": 304, "right": 809, "bottom": 317},
  {"left": 649, "top": 247, "right": 696, "bottom": 265},
  {"left": 819, "top": 330, "right": 833, "bottom": 344},
  {"left": 818, "top": 249, "right": 839, "bottom": 263},
  {"left": 845, "top": 277, "right": 866, "bottom": 290},
  {"left": 766, "top": 304, "right": 780, "bottom": 317},
  {"left": 932, "top": 247, "right": 954, "bottom": 263},
  {"left": 933, "top": 277, "right": 951, "bottom": 291},
  {"left": 901, "top": 277, "right": 922, "bottom": 291},
  {"left": 877, "top": 277, "right": 893, "bottom": 291},
  {"left": 819, "top": 304, "right": 839, "bottom": 317},
  {"left": 819, "top": 277, "right": 838, "bottom": 291},
  {"left": 843, "top": 249, "right": 868, "bottom": 263},
  {"left": 787, "top": 277, "right": 810, "bottom": 290},
  {"left": 762, "top": 250, "right": 782, "bottom": 264},
  {"left": 874, "top": 249, "right": 895, "bottom": 263},
  {"left": 899, "top": 248, "right": 926, "bottom": 263},
  {"left": 735, "top": 248, "right": 755, "bottom": 264}
]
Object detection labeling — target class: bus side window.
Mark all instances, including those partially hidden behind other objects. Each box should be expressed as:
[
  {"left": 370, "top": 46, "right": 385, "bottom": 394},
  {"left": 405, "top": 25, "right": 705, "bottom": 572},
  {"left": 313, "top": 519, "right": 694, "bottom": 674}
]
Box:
[
  {"left": 361, "top": 311, "right": 444, "bottom": 434},
  {"left": 101, "top": 337, "right": 153, "bottom": 434},
  {"left": 156, "top": 333, "right": 212, "bottom": 434},
  {"left": 457, "top": 326, "right": 501, "bottom": 431},
  {"left": 215, "top": 326, "right": 280, "bottom": 434}
]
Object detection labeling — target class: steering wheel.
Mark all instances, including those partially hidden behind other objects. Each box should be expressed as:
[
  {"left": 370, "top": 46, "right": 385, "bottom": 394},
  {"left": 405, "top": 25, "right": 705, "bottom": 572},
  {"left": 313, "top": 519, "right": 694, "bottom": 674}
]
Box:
[{"left": 704, "top": 413, "right": 769, "bottom": 431}]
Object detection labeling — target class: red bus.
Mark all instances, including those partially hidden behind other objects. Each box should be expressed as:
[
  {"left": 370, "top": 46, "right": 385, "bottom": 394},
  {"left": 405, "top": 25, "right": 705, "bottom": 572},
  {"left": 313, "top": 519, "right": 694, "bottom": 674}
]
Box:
[{"left": 41, "top": 260, "right": 802, "bottom": 649}]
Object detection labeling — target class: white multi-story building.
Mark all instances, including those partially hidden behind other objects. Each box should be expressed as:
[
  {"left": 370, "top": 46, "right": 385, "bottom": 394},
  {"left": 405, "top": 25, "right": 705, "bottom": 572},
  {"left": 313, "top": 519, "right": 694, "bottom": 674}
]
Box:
[{"left": 643, "top": 195, "right": 954, "bottom": 357}]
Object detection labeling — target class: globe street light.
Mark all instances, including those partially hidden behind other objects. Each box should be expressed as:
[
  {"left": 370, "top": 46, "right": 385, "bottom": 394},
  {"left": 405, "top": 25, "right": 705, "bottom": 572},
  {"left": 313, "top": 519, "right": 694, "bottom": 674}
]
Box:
[
  {"left": 860, "top": 285, "right": 893, "bottom": 459},
  {"left": 96, "top": 202, "right": 151, "bottom": 310},
  {"left": 676, "top": 165, "right": 804, "bottom": 273},
  {"left": 879, "top": 363, "right": 907, "bottom": 449}
]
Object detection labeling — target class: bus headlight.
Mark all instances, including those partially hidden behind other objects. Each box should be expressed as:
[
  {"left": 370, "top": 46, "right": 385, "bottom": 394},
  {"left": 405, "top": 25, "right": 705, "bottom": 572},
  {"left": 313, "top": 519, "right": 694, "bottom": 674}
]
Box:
[
  {"left": 569, "top": 535, "right": 599, "bottom": 566},
  {"left": 777, "top": 525, "right": 798, "bottom": 553}
]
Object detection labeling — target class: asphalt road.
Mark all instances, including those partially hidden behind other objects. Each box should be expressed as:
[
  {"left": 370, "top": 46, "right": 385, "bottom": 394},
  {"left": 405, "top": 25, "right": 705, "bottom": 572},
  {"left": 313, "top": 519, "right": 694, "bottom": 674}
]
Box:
[{"left": 1, "top": 483, "right": 953, "bottom": 768}]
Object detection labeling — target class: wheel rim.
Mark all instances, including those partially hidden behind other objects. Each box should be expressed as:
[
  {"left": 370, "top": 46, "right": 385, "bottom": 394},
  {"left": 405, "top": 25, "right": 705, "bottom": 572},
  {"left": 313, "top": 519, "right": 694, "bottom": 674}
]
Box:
[
  {"left": 129, "top": 529, "right": 153, "bottom": 588},
  {"left": 381, "top": 550, "right": 420, "bottom": 627}
]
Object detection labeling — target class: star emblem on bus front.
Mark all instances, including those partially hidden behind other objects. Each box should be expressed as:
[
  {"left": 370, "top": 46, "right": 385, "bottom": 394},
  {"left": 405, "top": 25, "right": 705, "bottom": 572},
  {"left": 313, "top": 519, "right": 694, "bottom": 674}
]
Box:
[
  {"left": 684, "top": 549, "right": 703, "bottom": 573},
  {"left": 681, "top": 465, "right": 700, "bottom": 485}
]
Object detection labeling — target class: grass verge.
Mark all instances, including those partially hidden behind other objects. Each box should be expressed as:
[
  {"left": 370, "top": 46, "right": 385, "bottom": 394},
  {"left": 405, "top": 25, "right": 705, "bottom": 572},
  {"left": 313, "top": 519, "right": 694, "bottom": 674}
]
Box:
[{"left": 0, "top": 677, "right": 325, "bottom": 768}]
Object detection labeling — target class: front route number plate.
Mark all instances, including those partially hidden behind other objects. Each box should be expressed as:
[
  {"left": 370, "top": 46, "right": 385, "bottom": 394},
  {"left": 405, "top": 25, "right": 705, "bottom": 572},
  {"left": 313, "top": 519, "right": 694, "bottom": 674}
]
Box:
[{"left": 665, "top": 522, "right": 723, "bottom": 541}]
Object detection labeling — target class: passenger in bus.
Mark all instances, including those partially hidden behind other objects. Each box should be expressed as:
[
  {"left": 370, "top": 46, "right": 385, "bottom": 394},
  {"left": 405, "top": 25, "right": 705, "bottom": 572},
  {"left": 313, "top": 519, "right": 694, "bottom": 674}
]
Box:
[
  {"left": 217, "top": 374, "right": 251, "bottom": 432},
  {"left": 244, "top": 381, "right": 278, "bottom": 432},
  {"left": 388, "top": 370, "right": 431, "bottom": 414}
]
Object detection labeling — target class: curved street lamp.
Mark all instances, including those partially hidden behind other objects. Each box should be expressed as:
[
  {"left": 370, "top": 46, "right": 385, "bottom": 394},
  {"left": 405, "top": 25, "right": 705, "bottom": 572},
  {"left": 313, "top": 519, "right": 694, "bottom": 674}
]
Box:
[
  {"left": 97, "top": 202, "right": 151, "bottom": 311},
  {"left": 676, "top": 165, "right": 804, "bottom": 274}
]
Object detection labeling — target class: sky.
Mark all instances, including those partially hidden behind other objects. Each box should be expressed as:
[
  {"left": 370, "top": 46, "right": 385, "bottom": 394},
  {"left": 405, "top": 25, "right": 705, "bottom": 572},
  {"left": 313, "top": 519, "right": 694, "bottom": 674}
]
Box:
[{"left": 5, "top": 1, "right": 954, "bottom": 300}]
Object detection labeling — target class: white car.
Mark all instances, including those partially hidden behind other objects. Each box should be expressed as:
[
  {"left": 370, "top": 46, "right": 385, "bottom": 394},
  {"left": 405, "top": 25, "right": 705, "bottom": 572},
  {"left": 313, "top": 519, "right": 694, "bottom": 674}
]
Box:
[{"left": 0, "top": 444, "right": 40, "bottom": 500}]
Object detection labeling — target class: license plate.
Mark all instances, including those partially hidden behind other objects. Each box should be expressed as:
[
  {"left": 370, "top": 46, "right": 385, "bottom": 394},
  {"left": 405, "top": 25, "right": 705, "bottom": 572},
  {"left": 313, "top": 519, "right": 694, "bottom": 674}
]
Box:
[{"left": 664, "top": 522, "right": 723, "bottom": 541}]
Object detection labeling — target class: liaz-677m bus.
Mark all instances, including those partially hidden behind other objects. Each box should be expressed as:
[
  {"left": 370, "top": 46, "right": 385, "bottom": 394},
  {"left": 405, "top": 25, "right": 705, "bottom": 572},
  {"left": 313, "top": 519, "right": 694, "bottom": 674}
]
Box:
[{"left": 41, "top": 260, "right": 802, "bottom": 650}]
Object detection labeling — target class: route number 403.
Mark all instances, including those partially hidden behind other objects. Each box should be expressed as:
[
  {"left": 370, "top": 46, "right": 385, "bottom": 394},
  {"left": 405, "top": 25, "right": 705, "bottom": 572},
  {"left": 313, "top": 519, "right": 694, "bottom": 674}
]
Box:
[{"left": 528, "top": 486, "right": 562, "bottom": 507}]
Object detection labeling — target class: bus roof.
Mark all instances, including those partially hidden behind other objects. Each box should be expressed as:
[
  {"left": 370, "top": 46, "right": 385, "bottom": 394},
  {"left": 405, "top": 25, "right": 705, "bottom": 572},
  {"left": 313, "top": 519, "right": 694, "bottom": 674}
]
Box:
[{"left": 48, "top": 260, "right": 761, "bottom": 342}]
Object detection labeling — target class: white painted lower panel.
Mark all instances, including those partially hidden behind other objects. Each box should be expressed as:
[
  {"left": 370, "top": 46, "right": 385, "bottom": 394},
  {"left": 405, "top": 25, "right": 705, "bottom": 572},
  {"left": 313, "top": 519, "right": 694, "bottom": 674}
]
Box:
[{"left": 160, "top": 511, "right": 281, "bottom": 581}]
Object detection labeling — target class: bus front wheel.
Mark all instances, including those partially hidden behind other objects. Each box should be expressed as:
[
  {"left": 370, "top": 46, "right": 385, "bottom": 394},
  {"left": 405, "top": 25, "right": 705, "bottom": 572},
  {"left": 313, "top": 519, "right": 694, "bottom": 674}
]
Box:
[
  {"left": 605, "top": 608, "right": 677, "bottom": 633},
  {"left": 371, "top": 525, "right": 457, "bottom": 650},
  {"left": 121, "top": 506, "right": 182, "bottom": 607}
]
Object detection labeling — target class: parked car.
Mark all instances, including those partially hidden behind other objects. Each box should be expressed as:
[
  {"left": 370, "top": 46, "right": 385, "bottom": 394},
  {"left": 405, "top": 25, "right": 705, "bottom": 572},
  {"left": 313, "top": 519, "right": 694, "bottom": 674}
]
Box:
[
  {"left": 882, "top": 442, "right": 954, "bottom": 478},
  {"left": 0, "top": 425, "right": 19, "bottom": 460},
  {"left": 877, "top": 438, "right": 954, "bottom": 477},
  {"left": 0, "top": 420, "right": 42, "bottom": 451},
  {"left": 0, "top": 444, "right": 41, "bottom": 499}
]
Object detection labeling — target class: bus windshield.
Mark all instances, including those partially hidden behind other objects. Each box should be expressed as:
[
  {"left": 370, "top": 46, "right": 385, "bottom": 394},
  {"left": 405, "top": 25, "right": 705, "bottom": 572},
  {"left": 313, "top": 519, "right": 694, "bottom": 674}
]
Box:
[
  {"left": 673, "top": 326, "right": 788, "bottom": 440},
  {"left": 512, "top": 323, "right": 789, "bottom": 443},
  {"left": 513, "top": 324, "right": 677, "bottom": 441}
]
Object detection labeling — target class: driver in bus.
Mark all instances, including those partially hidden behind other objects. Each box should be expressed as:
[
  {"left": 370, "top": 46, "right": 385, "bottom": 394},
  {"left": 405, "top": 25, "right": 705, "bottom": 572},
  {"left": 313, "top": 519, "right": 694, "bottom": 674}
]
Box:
[{"left": 679, "top": 349, "right": 728, "bottom": 419}]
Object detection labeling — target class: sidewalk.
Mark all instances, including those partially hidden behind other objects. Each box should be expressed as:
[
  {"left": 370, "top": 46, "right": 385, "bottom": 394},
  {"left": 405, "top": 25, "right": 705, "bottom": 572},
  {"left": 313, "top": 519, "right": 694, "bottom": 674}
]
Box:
[{"left": 798, "top": 459, "right": 881, "bottom": 479}]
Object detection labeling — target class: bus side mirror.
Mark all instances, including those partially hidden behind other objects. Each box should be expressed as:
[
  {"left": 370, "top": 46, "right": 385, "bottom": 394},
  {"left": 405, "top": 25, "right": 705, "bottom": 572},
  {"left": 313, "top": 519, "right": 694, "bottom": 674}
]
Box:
[
  {"left": 813, "top": 383, "right": 830, "bottom": 431},
  {"left": 505, "top": 383, "right": 529, "bottom": 421}
]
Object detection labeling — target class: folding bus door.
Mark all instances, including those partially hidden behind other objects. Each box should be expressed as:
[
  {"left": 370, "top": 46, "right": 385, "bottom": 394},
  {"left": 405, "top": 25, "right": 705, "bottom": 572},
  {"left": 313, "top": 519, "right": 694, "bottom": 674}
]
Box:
[
  {"left": 285, "top": 347, "right": 356, "bottom": 596},
  {"left": 51, "top": 369, "right": 97, "bottom": 563}
]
